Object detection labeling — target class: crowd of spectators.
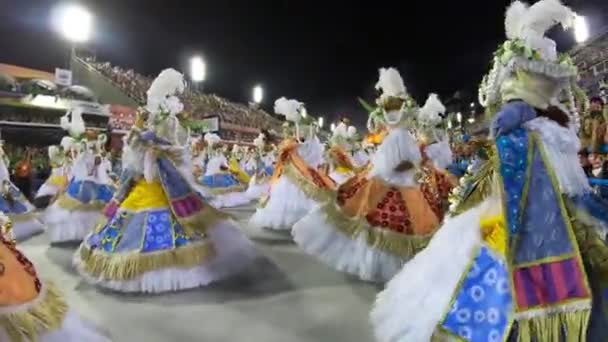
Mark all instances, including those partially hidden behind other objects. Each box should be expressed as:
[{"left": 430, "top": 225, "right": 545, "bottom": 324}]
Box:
[{"left": 84, "top": 58, "right": 283, "bottom": 141}]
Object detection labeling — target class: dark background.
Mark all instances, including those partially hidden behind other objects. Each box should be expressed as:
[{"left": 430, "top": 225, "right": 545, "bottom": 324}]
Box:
[{"left": 1, "top": 0, "right": 607, "bottom": 125}]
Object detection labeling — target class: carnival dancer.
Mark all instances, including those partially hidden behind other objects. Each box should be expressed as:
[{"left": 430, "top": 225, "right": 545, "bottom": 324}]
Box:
[
  {"left": 74, "top": 69, "right": 256, "bottom": 293},
  {"left": 327, "top": 120, "right": 358, "bottom": 185},
  {"left": 0, "top": 212, "right": 111, "bottom": 342},
  {"left": 244, "top": 133, "right": 273, "bottom": 200},
  {"left": 0, "top": 141, "right": 44, "bottom": 241},
  {"left": 45, "top": 109, "right": 115, "bottom": 243},
  {"left": 249, "top": 97, "right": 335, "bottom": 231},
  {"left": 34, "top": 145, "right": 68, "bottom": 208},
  {"left": 417, "top": 93, "right": 457, "bottom": 218},
  {"left": 292, "top": 68, "right": 440, "bottom": 282},
  {"left": 199, "top": 134, "right": 247, "bottom": 196},
  {"left": 372, "top": 2, "right": 608, "bottom": 341}
]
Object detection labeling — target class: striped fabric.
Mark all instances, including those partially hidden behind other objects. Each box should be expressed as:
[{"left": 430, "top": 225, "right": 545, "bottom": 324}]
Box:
[{"left": 513, "top": 258, "right": 589, "bottom": 309}]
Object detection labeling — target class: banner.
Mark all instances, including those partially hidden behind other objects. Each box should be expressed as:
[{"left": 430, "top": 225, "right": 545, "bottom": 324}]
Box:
[
  {"left": 189, "top": 116, "right": 219, "bottom": 133},
  {"left": 55, "top": 68, "right": 73, "bottom": 86}
]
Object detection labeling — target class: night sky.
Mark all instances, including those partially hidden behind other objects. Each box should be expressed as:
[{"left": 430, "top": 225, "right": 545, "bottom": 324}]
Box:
[{"left": 1, "top": 0, "right": 607, "bottom": 124}]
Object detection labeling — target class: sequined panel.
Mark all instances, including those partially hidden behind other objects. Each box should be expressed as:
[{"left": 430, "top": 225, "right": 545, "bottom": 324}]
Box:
[
  {"left": 113, "top": 212, "right": 146, "bottom": 252},
  {"left": 1, "top": 236, "right": 41, "bottom": 292},
  {"left": 95, "top": 211, "right": 130, "bottom": 252},
  {"left": 336, "top": 177, "right": 368, "bottom": 206},
  {"left": 441, "top": 246, "right": 512, "bottom": 342},
  {"left": 157, "top": 158, "right": 195, "bottom": 198},
  {"left": 495, "top": 128, "right": 529, "bottom": 235},
  {"left": 513, "top": 146, "right": 573, "bottom": 263},
  {"left": 142, "top": 209, "right": 175, "bottom": 252},
  {"left": 365, "top": 188, "right": 412, "bottom": 233}
]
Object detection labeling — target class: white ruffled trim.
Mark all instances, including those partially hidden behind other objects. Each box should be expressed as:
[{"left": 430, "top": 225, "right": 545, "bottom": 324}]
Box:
[
  {"left": 0, "top": 284, "right": 111, "bottom": 342},
  {"left": 524, "top": 117, "right": 590, "bottom": 196},
  {"left": 297, "top": 135, "right": 325, "bottom": 169},
  {"left": 292, "top": 205, "right": 403, "bottom": 282},
  {"left": 249, "top": 176, "right": 317, "bottom": 231},
  {"left": 329, "top": 170, "right": 354, "bottom": 185},
  {"left": 44, "top": 204, "right": 102, "bottom": 243},
  {"left": 210, "top": 191, "right": 252, "bottom": 208},
  {"left": 12, "top": 217, "right": 45, "bottom": 242},
  {"left": 369, "top": 128, "right": 421, "bottom": 187},
  {"left": 35, "top": 183, "right": 60, "bottom": 199},
  {"left": 74, "top": 221, "right": 256, "bottom": 293},
  {"left": 244, "top": 180, "right": 269, "bottom": 200},
  {"left": 371, "top": 204, "right": 484, "bottom": 342},
  {"left": 38, "top": 309, "right": 112, "bottom": 342}
]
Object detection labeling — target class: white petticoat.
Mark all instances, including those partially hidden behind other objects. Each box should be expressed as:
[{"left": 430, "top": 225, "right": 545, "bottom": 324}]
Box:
[
  {"left": 370, "top": 205, "right": 484, "bottom": 342},
  {"left": 248, "top": 176, "right": 318, "bottom": 231},
  {"left": 329, "top": 171, "right": 354, "bottom": 185},
  {"left": 35, "top": 183, "right": 60, "bottom": 199},
  {"left": 244, "top": 178, "right": 270, "bottom": 200},
  {"left": 12, "top": 217, "right": 45, "bottom": 242},
  {"left": 292, "top": 204, "right": 404, "bottom": 282},
  {"left": 74, "top": 220, "right": 257, "bottom": 293},
  {"left": 210, "top": 191, "right": 252, "bottom": 208},
  {"left": 44, "top": 203, "right": 103, "bottom": 243}
]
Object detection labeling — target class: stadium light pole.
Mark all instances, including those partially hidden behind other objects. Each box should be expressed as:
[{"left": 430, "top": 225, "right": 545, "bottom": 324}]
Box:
[
  {"left": 54, "top": 4, "right": 93, "bottom": 68},
  {"left": 190, "top": 56, "right": 206, "bottom": 92},
  {"left": 574, "top": 15, "right": 589, "bottom": 44},
  {"left": 253, "top": 85, "right": 263, "bottom": 104}
]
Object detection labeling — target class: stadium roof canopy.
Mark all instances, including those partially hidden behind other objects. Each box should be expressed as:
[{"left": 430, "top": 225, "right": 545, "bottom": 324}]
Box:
[{"left": 0, "top": 63, "right": 54, "bottom": 81}]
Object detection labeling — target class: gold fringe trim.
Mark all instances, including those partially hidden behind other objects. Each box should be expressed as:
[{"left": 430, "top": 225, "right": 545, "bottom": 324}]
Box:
[
  {"left": 321, "top": 201, "right": 434, "bottom": 257},
  {"left": 205, "top": 184, "right": 248, "bottom": 195},
  {"left": 0, "top": 282, "right": 68, "bottom": 342},
  {"left": 78, "top": 240, "right": 216, "bottom": 280},
  {"left": 56, "top": 194, "right": 106, "bottom": 211},
  {"left": 282, "top": 164, "right": 334, "bottom": 203},
  {"left": 516, "top": 310, "right": 590, "bottom": 342}
]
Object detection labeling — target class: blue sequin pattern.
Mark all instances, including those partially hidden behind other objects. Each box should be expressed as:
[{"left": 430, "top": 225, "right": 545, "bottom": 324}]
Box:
[
  {"left": 496, "top": 128, "right": 529, "bottom": 235},
  {"left": 441, "top": 246, "right": 512, "bottom": 342}
]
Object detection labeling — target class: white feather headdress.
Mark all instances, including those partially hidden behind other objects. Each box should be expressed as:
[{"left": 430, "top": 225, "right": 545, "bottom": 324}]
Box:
[
  {"left": 478, "top": 0, "right": 578, "bottom": 109},
  {"left": 274, "top": 97, "right": 303, "bottom": 123},
  {"left": 347, "top": 126, "right": 357, "bottom": 139},
  {"left": 61, "top": 107, "right": 86, "bottom": 138},
  {"left": 146, "top": 68, "right": 185, "bottom": 115},
  {"left": 418, "top": 94, "right": 445, "bottom": 126},
  {"left": 204, "top": 132, "right": 221, "bottom": 147},
  {"left": 375, "top": 67, "right": 407, "bottom": 101},
  {"left": 506, "top": 0, "right": 575, "bottom": 61},
  {"left": 253, "top": 133, "right": 266, "bottom": 149}
]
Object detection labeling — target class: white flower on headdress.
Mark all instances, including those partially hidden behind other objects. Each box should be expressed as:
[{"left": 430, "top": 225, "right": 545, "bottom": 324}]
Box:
[
  {"left": 333, "top": 122, "right": 348, "bottom": 139},
  {"left": 419, "top": 93, "right": 445, "bottom": 126},
  {"left": 274, "top": 97, "right": 303, "bottom": 123}
]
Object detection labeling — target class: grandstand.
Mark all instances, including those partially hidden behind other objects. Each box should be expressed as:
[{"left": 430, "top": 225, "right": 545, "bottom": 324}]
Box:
[
  {"left": 72, "top": 55, "right": 283, "bottom": 142},
  {"left": 571, "top": 30, "right": 608, "bottom": 99}
]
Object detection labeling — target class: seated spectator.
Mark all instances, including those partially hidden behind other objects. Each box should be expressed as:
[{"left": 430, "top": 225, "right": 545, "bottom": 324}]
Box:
[
  {"left": 588, "top": 152, "right": 608, "bottom": 199},
  {"left": 579, "top": 148, "right": 592, "bottom": 177}
]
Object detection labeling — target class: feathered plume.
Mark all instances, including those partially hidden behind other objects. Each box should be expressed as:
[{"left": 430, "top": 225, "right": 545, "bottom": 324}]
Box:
[
  {"left": 504, "top": 0, "right": 575, "bottom": 61},
  {"left": 48, "top": 145, "right": 60, "bottom": 160},
  {"left": 253, "top": 133, "right": 266, "bottom": 149},
  {"left": 525, "top": 0, "right": 575, "bottom": 35},
  {"left": 347, "top": 126, "right": 357, "bottom": 138},
  {"left": 146, "top": 68, "right": 186, "bottom": 115},
  {"left": 203, "top": 132, "right": 221, "bottom": 147},
  {"left": 419, "top": 93, "right": 445, "bottom": 126},
  {"left": 375, "top": 67, "right": 406, "bottom": 98},
  {"left": 274, "top": 97, "right": 303, "bottom": 123},
  {"left": 61, "top": 108, "right": 85, "bottom": 138},
  {"left": 60, "top": 136, "right": 75, "bottom": 151},
  {"left": 505, "top": 1, "right": 529, "bottom": 39},
  {"left": 332, "top": 122, "right": 349, "bottom": 138}
]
